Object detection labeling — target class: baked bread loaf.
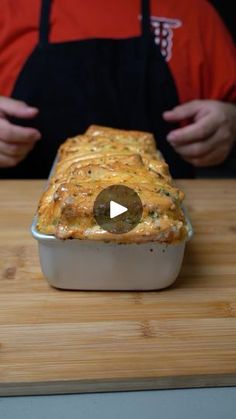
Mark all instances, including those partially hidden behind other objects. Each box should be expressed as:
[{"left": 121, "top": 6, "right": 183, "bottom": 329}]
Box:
[{"left": 37, "top": 125, "right": 188, "bottom": 243}]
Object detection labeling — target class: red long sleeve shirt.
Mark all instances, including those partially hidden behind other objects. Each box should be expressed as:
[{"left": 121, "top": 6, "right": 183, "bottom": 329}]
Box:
[{"left": 0, "top": 0, "right": 236, "bottom": 104}]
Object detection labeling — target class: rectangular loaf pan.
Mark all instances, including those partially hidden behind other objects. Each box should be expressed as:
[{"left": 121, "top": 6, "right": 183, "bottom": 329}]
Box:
[
  {"left": 31, "top": 153, "right": 193, "bottom": 290},
  {"left": 31, "top": 212, "right": 193, "bottom": 291}
]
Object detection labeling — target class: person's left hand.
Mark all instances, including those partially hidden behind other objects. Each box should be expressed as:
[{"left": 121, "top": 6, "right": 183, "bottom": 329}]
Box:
[{"left": 163, "top": 100, "right": 236, "bottom": 167}]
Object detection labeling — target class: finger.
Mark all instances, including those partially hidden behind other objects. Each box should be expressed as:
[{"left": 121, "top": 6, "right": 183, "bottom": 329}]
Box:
[
  {"left": 170, "top": 130, "right": 225, "bottom": 159},
  {"left": 186, "top": 145, "right": 230, "bottom": 167},
  {"left": 0, "top": 119, "right": 41, "bottom": 143},
  {"left": 171, "top": 125, "right": 233, "bottom": 159},
  {"left": 174, "top": 141, "right": 214, "bottom": 159},
  {"left": 166, "top": 114, "right": 218, "bottom": 144},
  {"left": 0, "top": 140, "right": 35, "bottom": 158},
  {"left": 0, "top": 153, "right": 26, "bottom": 168},
  {"left": 163, "top": 100, "right": 201, "bottom": 122},
  {"left": 0, "top": 96, "right": 38, "bottom": 119}
]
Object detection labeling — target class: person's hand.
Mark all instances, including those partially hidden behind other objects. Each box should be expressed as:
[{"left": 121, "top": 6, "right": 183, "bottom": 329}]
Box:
[
  {"left": 163, "top": 100, "right": 236, "bottom": 167},
  {"left": 0, "top": 96, "right": 41, "bottom": 168}
]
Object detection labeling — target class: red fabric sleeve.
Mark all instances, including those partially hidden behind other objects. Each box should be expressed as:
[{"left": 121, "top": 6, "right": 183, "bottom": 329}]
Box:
[{"left": 200, "top": 0, "right": 236, "bottom": 102}]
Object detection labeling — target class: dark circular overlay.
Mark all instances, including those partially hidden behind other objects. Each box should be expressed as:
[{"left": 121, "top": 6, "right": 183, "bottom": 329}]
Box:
[{"left": 93, "top": 185, "right": 143, "bottom": 234}]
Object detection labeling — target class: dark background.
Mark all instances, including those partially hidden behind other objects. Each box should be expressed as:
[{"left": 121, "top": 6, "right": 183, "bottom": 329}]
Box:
[{"left": 209, "top": 1, "right": 236, "bottom": 42}]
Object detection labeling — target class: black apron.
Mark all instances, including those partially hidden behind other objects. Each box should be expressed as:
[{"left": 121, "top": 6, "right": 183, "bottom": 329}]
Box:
[{"left": 0, "top": 0, "right": 194, "bottom": 179}]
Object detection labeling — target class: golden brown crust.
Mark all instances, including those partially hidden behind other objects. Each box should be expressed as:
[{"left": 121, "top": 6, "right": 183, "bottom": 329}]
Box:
[{"left": 37, "top": 125, "right": 188, "bottom": 243}]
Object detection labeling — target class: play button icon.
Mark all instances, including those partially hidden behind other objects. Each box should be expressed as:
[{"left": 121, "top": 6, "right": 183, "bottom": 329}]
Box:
[
  {"left": 93, "top": 185, "right": 143, "bottom": 234},
  {"left": 110, "top": 201, "right": 128, "bottom": 219}
]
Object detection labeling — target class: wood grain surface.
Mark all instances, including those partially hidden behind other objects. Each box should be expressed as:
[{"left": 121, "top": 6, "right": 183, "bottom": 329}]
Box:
[{"left": 0, "top": 180, "right": 236, "bottom": 396}]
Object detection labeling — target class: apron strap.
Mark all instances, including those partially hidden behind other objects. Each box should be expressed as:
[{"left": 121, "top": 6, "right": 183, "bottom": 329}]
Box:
[
  {"left": 39, "top": 0, "right": 52, "bottom": 47},
  {"left": 141, "top": 0, "right": 151, "bottom": 39},
  {"left": 38, "top": 0, "right": 150, "bottom": 47}
]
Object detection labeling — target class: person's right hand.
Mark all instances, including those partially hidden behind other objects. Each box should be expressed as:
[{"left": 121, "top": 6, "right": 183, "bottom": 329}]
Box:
[{"left": 0, "top": 97, "right": 41, "bottom": 168}]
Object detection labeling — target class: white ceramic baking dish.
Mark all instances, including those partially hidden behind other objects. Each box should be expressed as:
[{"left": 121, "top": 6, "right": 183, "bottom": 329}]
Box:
[
  {"left": 31, "top": 152, "right": 193, "bottom": 290},
  {"left": 31, "top": 210, "right": 193, "bottom": 291}
]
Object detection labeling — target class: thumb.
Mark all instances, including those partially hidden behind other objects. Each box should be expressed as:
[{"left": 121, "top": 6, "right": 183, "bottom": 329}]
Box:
[
  {"left": 0, "top": 97, "right": 38, "bottom": 119},
  {"left": 163, "top": 100, "right": 201, "bottom": 122}
]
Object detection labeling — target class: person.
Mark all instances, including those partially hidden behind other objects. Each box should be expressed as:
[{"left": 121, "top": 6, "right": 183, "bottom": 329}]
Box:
[{"left": 0, "top": 0, "right": 236, "bottom": 179}]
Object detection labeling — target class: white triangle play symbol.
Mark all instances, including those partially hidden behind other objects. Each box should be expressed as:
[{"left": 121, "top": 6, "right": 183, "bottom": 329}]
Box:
[{"left": 110, "top": 200, "right": 128, "bottom": 219}]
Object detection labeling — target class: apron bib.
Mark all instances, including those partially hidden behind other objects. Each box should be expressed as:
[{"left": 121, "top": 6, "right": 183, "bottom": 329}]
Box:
[{"left": 0, "top": 0, "right": 194, "bottom": 179}]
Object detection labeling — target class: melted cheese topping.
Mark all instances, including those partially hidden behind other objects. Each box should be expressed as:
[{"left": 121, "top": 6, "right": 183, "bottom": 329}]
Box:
[{"left": 37, "top": 125, "right": 188, "bottom": 243}]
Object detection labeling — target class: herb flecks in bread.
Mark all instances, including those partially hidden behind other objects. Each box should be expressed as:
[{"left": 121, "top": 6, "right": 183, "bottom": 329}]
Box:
[{"left": 37, "top": 125, "right": 187, "bottom": 243}]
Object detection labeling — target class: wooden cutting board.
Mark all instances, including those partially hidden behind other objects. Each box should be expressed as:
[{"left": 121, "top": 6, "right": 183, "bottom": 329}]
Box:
[{"left": 0, "top": 180, "right": 236, "bottom": 396}]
